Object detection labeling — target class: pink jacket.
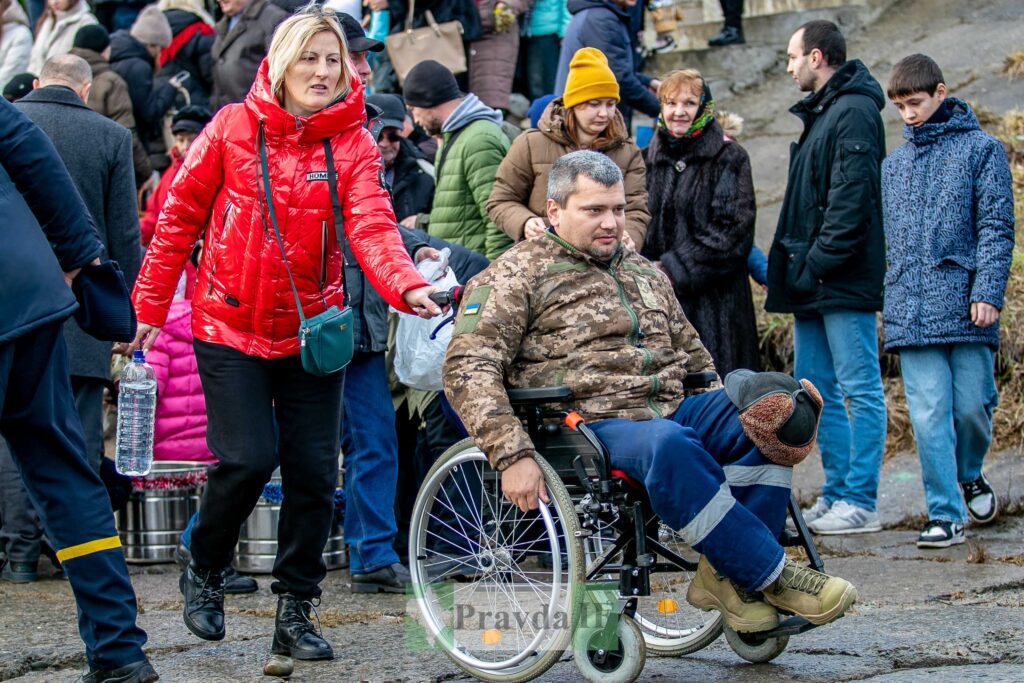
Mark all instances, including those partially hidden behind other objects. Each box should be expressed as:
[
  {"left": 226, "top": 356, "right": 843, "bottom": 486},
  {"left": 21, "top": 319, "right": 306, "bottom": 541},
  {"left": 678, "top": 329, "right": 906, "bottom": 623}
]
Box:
[{"left": 148, "top": 298, "right": 214, "bottom": 462}]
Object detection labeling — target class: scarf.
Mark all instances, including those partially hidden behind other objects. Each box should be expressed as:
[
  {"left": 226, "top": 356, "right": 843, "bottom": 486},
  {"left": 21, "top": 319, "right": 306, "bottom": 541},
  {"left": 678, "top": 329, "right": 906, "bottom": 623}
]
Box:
[{"left": 657, "top": 78, "right": 715, "bottom": 140}]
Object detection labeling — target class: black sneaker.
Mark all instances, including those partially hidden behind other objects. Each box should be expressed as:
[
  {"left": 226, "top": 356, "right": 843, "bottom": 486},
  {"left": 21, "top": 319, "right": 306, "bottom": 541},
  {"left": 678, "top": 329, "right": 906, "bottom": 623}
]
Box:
[
  {"left": 916, "top": 520, "right": 965, "bottom": 548},
  {"left": 77, "top": 659, "right": 158, "bottom": 683},
  {"left": 179, "top": 563, "right": 226, "bottom": 640},
  {"left": 351, "top": 563, "right": 410, "bottom": 594},
  {"left": 961, "top": 474, "right": 998, "bottom": 524},
  {"left": 708, "top": 26, "right": 745, "bottom": 47}
]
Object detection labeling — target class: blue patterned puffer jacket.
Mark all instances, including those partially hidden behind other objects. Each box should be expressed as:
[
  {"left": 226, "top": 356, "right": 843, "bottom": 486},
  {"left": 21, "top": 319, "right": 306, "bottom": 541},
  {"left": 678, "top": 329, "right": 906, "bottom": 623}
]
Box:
[{"left": 881, "top": 98, "right": 1015, "bottom": 351}]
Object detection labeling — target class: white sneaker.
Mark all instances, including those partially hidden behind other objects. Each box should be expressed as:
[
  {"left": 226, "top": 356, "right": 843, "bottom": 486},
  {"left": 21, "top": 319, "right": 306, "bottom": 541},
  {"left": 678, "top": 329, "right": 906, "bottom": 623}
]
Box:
[
  {"left": 808, "top": 500, "right": 881, "bottom": 535},
  {"left": 802, "top": 497, "right": 831, "bottom": 524}
]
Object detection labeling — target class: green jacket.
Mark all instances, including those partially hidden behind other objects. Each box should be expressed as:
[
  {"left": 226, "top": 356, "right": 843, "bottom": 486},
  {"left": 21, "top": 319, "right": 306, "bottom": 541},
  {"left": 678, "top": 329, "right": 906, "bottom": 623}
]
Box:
[{"left": 428, "top": 118, "right": 513, "bottom": 259}]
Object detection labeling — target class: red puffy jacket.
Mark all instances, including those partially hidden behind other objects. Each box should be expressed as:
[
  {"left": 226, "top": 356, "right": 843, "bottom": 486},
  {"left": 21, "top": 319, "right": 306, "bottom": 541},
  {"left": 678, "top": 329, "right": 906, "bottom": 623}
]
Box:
[{"left": 133, "top": 60, "right": 428, "bottom": 358}]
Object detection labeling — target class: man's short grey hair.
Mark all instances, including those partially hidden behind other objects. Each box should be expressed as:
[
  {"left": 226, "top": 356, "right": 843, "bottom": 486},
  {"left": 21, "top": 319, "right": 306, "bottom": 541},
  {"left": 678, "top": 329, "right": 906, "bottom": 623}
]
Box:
[
  {"left": 39, "top": 54, "right": 93, "bottom": 89},
  {"left": 547, "top": 150, "right": 624, "bottom": 206}
]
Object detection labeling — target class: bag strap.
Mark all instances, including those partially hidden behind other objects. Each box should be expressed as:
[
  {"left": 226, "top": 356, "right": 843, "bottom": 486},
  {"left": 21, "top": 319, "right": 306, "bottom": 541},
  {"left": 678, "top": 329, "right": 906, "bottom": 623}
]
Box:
[
  {"left": 259, "top": 124, "right": 309, "bottom": 325},
  {"left": 435, "top": 125, "right": 467, "bottom": 180},
  {"left": 404, "top": 0, "right": 415, "bottom": 31},
  {"left": 321, "top": 139, "right": 350, "bottom": 309}
]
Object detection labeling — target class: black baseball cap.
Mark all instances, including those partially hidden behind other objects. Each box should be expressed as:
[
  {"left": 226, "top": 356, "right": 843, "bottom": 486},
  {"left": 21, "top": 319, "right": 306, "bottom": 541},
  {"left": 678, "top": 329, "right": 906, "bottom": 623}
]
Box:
[
  {"left": 366, "top": 94, "right": 406, "bottom": 130},
  {"left": 337, "top": 12, "right": 384, "bottom": 53}
]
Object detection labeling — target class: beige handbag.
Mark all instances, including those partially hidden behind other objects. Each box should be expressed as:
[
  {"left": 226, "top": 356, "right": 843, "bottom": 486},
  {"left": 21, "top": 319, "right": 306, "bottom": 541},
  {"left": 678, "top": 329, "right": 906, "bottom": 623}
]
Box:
[{"left": 385, "top": 0, "right": 466, "bottom": 85}]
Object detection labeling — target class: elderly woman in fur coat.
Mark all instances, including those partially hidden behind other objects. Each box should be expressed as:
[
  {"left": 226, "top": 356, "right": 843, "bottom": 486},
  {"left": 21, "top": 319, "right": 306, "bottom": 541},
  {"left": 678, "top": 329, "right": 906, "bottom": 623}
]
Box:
[{"left": 642, "top": 69, "right": 759, "bottom": 375}]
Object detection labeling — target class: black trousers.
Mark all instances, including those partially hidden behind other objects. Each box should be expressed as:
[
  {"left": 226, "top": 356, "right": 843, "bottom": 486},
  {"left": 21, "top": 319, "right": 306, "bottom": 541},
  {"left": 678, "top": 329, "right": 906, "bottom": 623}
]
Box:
[
  {"left": 0, "top": 322, "right": 147, "bottom": 669},
  {"left": 191, "top": 340, "right": 344, "bottom": 598},
  {"left": 721, "top": 0, "right": 744, "bottom": 28}
]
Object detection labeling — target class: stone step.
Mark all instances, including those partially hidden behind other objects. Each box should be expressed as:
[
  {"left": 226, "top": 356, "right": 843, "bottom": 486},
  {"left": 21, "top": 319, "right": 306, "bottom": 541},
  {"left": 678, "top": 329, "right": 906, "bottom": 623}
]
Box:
[{"left": 646, "top": 0, "right": 898, "bottom": 96}]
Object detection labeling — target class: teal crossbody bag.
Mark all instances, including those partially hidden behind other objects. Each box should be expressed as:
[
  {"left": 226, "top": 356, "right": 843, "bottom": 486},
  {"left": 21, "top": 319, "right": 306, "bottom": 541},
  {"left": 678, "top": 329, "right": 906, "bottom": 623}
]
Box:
[{"left": 259, "top": 127, "right": 353, "bottom": 376}]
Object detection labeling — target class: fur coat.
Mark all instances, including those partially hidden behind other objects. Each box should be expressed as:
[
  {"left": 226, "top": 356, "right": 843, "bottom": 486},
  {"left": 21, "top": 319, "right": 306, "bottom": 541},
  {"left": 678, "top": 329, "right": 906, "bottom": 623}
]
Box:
[{"left": 642, "top": 118, "right": 759, "bottom": 375}]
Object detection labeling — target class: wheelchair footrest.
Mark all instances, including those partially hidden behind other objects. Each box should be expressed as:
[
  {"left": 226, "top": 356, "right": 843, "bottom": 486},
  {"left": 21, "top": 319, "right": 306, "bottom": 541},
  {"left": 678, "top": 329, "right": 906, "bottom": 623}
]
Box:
[{"left": 742, "top": 615, "right": 816, "bottom": 641}]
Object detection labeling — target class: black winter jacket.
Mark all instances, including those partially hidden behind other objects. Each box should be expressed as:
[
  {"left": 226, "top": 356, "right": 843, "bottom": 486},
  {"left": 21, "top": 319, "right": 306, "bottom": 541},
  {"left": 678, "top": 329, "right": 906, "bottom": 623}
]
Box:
[
  {"left": 109, "top": 31, "right": 178, "bottom": 145},
  {"left": 390, "top": 137, "right": 435, "bottom": 222},
  {"left": 766, "top": 59, "right": 886, "bottom": 314},
  {"left": 388, "top": 0, "right": 484, "bottom": 42},
  {"left": 160, "top": 9, "right": 215, "bottom": 109},
  {"left": 642, "top": 119, "right": 759, "bottom": 375},
  {"left": 0, "top": 98, "right": 102, "bottom": 343}
]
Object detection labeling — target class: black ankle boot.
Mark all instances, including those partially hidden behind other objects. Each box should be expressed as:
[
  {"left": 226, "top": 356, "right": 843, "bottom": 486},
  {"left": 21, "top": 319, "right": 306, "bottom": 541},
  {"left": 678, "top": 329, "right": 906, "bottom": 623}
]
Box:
[
  {"left": 272, "top": 593, "right": 333, "bottom": 661},
  {"left": 179, "top": 562, "right": 225, "bottom": 641}
]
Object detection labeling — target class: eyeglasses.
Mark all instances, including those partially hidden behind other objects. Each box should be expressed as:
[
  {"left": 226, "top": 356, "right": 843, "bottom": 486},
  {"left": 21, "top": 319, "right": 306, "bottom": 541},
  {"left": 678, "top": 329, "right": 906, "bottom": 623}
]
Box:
[{"left": 380, "top": 132, "right": 402, "bottom": 143}]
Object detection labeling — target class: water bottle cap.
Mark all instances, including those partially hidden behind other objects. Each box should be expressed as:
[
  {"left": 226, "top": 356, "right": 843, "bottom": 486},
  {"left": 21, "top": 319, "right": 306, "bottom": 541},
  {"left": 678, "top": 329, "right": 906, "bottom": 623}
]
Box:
[{"left": 133, "top": 349, "right": 145, "bottom": 363}]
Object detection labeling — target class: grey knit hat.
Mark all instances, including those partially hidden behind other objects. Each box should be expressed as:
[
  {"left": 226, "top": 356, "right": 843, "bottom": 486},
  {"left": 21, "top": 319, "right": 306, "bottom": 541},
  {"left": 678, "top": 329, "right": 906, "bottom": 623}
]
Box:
[{"left": 131, "top": 5, "right": 173, "bottom": 49}]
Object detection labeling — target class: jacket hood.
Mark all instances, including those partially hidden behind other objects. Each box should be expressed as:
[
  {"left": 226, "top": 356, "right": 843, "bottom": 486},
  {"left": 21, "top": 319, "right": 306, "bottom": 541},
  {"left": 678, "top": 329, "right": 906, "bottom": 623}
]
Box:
[
  {"left": 164, "top": 8, "right": 213, "bottom": 33},
  {"left": 537, "top": 97, "right": 628, "bottom": 152},
  {"left": 70, "top": 47, "right": 111, "bottom": 74},
  {"left": 244, "top": 58, "right": 367, "bottom": 142},
  {"left": 109, "top": 30, "right": 153, "bottom": 66},
  {"left": 903, "top": 97, "right": 980, "bottom": 145},
  {"left": 567, "top": 0, "right": 628, "bottom": 21},
  {"left": 441, "top": 92, "right": 503, "bottom": 134},
  {"left": 3, "top": 0, "right": 29, "bottom": 27},
  {"left": 793, "top": 59, "right": 884, "bottom": 117}
]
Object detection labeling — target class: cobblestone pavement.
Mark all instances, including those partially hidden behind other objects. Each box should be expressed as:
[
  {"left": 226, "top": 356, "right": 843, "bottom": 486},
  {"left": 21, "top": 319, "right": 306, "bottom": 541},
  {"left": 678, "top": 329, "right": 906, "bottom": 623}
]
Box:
[{"left": 1, "top": 450, "right": 1021, "bottom": 682}]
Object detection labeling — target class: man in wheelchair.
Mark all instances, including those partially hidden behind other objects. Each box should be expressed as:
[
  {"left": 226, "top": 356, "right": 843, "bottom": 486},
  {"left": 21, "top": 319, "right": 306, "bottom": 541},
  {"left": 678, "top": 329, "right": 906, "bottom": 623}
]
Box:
[{"left": 442, "top": 150, "right": 858, "bottom": 635}]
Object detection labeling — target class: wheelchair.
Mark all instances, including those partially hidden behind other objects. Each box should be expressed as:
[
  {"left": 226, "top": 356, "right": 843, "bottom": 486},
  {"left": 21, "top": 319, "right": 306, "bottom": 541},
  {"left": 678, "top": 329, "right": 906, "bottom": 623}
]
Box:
[{"left": 408, "top": 373, "right": 827, "bottom": 683}]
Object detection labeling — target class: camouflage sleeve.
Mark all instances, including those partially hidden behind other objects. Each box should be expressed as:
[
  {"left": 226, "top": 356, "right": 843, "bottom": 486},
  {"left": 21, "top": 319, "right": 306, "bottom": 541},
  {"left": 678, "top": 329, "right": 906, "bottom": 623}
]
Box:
[
  {"left": 442, "top": 257, "right": 537, "bottom": 471},
  {"left": 657, "top": 270, "right": 721, "bottom": 388}
]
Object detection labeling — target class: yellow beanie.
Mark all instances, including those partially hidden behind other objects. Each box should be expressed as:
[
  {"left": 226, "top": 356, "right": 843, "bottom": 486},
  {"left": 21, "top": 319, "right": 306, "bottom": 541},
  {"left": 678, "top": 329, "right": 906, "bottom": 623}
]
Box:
[{"left": 563, "top": 48, "right": 620, "bottom": 110}]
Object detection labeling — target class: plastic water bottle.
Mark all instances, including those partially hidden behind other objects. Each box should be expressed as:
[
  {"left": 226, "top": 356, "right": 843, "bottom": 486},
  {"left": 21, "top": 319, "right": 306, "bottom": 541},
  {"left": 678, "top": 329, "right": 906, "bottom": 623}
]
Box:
[{"left": 115, "top": 350, "right": 157, "bottom": 476}]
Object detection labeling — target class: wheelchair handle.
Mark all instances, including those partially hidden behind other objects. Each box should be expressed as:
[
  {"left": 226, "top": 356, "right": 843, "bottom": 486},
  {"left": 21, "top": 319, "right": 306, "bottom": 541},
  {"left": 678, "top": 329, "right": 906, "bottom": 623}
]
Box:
[
  {"left": 428, "top": 286, "right": 462, "bottom": 308},
  {"left": 683, "top": 371, "right": 718, "bottom": 389}
]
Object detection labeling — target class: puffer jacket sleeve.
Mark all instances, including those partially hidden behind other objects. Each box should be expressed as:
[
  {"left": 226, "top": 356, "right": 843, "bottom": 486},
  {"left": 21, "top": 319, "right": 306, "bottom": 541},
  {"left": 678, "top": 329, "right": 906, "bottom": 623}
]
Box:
[
  {"left": 621, "top": 144, "right": 650, "bottom": 249},
  {"left": 970, "top": 137, "right": 1015, "bottom": 309},
  {"left": 487, "top": 134, "right": 541, "bottom": 241},
  {"left": 443, "top": 256, "right": 538, "bottom": 471},
  {"left": 341, "top": 130, "right": 429, "bottom": 314},
  {"left": 133, "top": 123, "right": 224, "bottom": 327},
  {"left": 462, "top": 132, "right": 514, "bottom": 259}
]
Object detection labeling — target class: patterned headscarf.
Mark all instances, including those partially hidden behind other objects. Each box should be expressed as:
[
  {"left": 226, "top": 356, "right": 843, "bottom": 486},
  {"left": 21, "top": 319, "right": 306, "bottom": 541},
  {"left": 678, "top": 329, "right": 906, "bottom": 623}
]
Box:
[{"left": 657, "top": 78, "right": 715, "bottom": 139}]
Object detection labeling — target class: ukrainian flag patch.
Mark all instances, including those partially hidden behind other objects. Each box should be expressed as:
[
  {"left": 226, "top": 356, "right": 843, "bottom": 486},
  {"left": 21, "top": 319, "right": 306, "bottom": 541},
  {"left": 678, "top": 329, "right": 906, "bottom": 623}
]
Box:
[{"left": 465, "top": 303, "right": 481, "bottom": 315}]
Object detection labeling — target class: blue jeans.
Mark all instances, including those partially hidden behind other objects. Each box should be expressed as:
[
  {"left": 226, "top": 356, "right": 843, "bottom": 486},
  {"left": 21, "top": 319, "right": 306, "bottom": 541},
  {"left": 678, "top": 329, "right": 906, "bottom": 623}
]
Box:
[
  {"left": 794, "top": 311, "right": 886, "bottom": 511},
  {"left": 591, "top": 390, "right": 789, "bottom": 592},
  {"left": 341, "top": 352, "right": 400, "bottom": 574},
  {"left": 899, "top": 343, "right": 997, "bottom": 523}
]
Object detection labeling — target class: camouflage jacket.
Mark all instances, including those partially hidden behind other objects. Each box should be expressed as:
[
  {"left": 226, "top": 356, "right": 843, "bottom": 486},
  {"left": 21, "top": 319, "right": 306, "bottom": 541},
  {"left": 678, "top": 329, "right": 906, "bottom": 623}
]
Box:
[{"left": 443, "top": 231, "right": 718, "bottom": 471}]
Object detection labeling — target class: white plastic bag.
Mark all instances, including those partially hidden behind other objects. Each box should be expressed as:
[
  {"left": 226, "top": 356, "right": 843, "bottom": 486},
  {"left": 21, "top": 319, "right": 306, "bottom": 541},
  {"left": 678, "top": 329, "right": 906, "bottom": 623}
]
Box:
[{"left": 394, "top": 250, "right": 459, "bottom": 391}]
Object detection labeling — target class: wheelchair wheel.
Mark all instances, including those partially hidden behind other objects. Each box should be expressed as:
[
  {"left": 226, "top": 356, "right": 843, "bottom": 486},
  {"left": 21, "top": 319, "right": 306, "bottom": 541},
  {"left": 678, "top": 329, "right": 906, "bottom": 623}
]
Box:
[
  {"left": 572, "top": 614, "right": 646, "bottom": 683},
  {"left": 583, "top": 518, "right": 723, "bottom": 657},
  {"left": 409, "top": 439, "right": 585, "bottom": 683},
  {"left": 637, "top": 525, "right": 724, "bottom": 656},
  {"left": 723, "top": 625, "right": 789, "bottom": 664}
]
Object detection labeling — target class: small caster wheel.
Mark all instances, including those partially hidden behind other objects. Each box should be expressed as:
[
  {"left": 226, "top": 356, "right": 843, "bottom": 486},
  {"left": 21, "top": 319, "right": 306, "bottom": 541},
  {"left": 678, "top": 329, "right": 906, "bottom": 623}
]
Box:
[
  {"left": 723, "top": 625, "right": 789, "bottom": 663},
  {"left": 573, "top": 614, "right": 646, "bottom": 683}
]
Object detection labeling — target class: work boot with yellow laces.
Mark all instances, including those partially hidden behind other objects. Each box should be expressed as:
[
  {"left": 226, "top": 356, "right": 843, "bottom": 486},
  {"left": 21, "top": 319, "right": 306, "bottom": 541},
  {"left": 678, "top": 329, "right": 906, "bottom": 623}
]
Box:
[
  {"left": 763, "top": 559, "right": 858, "bottom": 625},
  {"left": 686, "top": 556, "right": 779, "bottom": 633}
]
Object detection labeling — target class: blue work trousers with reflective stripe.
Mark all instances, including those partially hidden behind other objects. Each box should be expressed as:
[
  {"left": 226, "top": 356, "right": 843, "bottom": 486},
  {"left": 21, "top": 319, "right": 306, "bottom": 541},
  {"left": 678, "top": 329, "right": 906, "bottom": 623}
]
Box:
[
  {"left": 591, "top": 389, "right": 789, "bottom": 591},
  {"left": 0, "top": 321, "right": 147, "bottom": 669}
]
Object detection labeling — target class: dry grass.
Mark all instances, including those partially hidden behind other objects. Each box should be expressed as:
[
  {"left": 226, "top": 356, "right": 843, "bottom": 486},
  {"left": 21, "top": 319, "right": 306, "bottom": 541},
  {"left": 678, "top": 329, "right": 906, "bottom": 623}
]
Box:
[
  {"left": 1003, "top": 51, "right": 1024, "bottom": 79},
  {"left": 754, "top": 105, "right": 1024, "bottom": 458}
]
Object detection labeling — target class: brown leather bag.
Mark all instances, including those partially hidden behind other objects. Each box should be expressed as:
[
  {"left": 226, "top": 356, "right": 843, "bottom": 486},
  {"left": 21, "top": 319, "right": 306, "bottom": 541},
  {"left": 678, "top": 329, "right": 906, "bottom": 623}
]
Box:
[{"left": 385, "top": 0, "right": 466, "bottom": 85}]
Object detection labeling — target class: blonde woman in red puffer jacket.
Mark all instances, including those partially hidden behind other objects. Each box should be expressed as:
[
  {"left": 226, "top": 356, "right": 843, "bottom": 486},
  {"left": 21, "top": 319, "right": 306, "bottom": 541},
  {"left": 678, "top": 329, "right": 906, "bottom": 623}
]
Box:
[{"left": 130, "top": 4, "right": 441, "bottom": 657}]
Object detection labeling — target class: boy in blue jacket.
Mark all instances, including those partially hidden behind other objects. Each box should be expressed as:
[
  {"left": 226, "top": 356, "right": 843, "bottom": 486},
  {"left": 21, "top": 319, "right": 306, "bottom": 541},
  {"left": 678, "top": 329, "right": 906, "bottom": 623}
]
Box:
[{"left": 881, "top": 54, "right": 1015, "bottom": 548}]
